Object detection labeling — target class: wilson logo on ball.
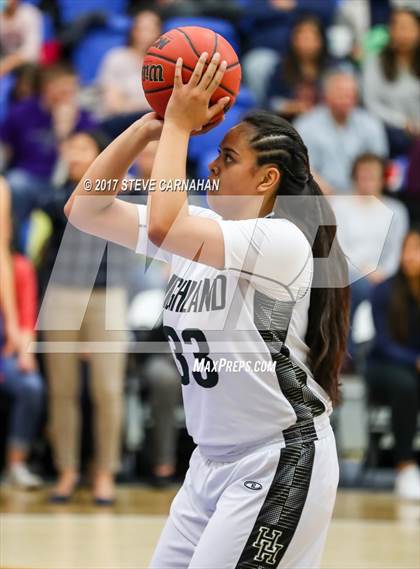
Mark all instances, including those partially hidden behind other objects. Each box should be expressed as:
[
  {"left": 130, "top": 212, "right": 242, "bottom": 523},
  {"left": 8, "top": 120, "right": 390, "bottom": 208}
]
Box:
[
  {"left": 142, "top": 64, "right": 164, "bottom": 83},
  {"left": 151, "top": 37, "right": 171, "bottom": 50}
]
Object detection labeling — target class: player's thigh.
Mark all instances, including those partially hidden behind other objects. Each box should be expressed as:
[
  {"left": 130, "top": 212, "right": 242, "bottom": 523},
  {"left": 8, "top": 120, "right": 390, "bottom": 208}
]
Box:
[
  {"left": 189, "top": 434, "right": 339, "bottom": 569},
  {"left": 278, "top": 433, "right": 339, "bottom": 569},
  {"left": 150, "top": 451, "right": 210, "bottom": 568},
  {"left": 188, "top": 445, "right": 281, "bottom": 569},
  {"left": 149, "top": 515, "right": 196, "bottom": 569}
]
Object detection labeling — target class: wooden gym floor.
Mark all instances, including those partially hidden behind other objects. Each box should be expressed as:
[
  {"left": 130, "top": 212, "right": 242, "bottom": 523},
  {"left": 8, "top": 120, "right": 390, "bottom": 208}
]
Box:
[{"left": 0, "top": 486, "right": 419, "bottom": 569}]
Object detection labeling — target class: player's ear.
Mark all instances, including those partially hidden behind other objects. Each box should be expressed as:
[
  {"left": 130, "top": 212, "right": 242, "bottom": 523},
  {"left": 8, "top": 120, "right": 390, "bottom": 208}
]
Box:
[{"left": 257, "top": 165, "right": 281, "bottom": 194}]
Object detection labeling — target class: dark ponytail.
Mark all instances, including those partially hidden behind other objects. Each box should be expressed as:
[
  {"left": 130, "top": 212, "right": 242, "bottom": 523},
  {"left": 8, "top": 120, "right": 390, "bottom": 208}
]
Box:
[{"left": 243, "top": 110, "right": 350, "bottom": 405}]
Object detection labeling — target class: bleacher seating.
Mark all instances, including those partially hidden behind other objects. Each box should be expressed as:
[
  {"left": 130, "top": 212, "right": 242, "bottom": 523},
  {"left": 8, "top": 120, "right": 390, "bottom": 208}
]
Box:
[
  {"left": 162, "top": 17, "right": 240, "bottom": 55},
  {"left": 72, "top": 25, "right": 127, "bottom": 85},
  {"left": 57, "top": 0, "right": 128, "bottom": 23}
]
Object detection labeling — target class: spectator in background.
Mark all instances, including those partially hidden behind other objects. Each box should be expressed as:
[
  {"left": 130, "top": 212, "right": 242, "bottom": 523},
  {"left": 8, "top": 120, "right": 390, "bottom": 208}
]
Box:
[
  {"left": 39, "top": 130, "right": 130, "bottom": 505},
  {"left": 9, "top": 63, "right": 40, "bottom": 105},
  {"left": 407, "top": 137, "right": 420, "bottom": 196},
  {"left": 241, "top": 0, "right": 335, "bottom": 53},
  {"left": 0, "top": 178, "right": 20, "bottom": 359},
  {"left": 242, "top": 0, "right": 335, "bottom": 105},
  {"left": 366, "top": 228, "right": 420, "bottom": 500},
  {"left": 295, "top": 69, "right": 388, "bottom": 194},
  {"left": 0, "top": 0, "right": 42, "bottom": 77},
  {"left": 0, "top": 63, "right": 96, "bottom": 232},
  {"left": 363, "top": 8, "right": 420, "bottom": 156},
  {"left": 335, "top": 0, "right": 392, "bottom": 60},
  {"left": 331, "top": 153, "right": 409, "bottom": 365},
  {"left": 266, "top": 15, "right": 332, "bottom": 120},
  {"left": 131, "top": 143, "right": 182, "bottom": 487},
  {"left": 97, "top": 9, "right": 161, "bottom": 118},
  {"left": 0, "top": 178, "right": 44, "bottom": 489}
]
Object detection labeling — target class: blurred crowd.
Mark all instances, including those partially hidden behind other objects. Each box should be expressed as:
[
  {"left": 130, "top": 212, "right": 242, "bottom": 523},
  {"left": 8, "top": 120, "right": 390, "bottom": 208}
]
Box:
[{"left": 0, "top": 0, "right": 419, "bottom": 502}]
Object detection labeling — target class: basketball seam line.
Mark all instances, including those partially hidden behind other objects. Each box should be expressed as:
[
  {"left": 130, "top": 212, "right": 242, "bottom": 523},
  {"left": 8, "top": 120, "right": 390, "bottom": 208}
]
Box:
[
  {"left": 146, "top": 51, "right": 238, "bottom": 71},
  {"left": 145, "top": 52, "right": 195, "bottom": 72},
  {"left": 144, "top": 83, "right": 236, "bottom": 96},
  {"left": 211, "top": 31, "right": 218, "bottom": 59},
  {"left": 176, "top": 28, "right": 201, "bottom": 59}
]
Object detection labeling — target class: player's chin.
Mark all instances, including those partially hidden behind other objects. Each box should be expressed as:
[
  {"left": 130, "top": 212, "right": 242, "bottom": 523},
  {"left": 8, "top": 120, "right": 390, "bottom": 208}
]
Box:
[{"left": 206, "top": 189, "right": 222, "bottom": 213}]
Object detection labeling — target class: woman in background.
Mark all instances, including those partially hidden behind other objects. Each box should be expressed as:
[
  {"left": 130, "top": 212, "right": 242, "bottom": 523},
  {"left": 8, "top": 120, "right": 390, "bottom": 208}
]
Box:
[
  {"left": 266, "top": 16, "right": 332, "bottom": 119},
  {"left": 0, "top": 177, "right": 44, "bottom": 489},
  {"left": 97, "top": 8, "right": 161, "bottom": 118},
  {"left": 41, "top": 130, "right": 129, "bottom": 504},
  {"left": 366, "top": 228, "right": 420, "bottom": 500},
  {"left": 363, "top": 8, "right": 420, "bottom": 156}
]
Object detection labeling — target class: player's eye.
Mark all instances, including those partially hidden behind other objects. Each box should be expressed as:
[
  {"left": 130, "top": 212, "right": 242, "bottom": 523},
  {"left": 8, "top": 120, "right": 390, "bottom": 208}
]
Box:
[{"left": 217, "top": 147, "right": 234, "bottom": 164}]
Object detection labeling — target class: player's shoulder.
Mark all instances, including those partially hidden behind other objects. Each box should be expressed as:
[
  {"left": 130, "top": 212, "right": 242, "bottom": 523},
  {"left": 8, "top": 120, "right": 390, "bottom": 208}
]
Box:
[
  {"left": 188, "top": 205, "right": 222, "bottom": 220},
  {"left": 233, "top": 216, "right": 312, "bottom": 269},
  {"left": 258, "top": 217, "right": 311, "bottom": 249}
]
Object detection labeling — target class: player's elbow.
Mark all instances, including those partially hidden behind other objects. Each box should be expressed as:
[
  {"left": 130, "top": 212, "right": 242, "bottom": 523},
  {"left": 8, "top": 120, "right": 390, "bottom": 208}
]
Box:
[
  {"left": 63, "top": 198, "right": 72, "bottom": 219},
  {"left": 63, "top": 197, "right": 89, "bottom": 233},
  {"left": 147, "top": 222, "right": 168, "bottom": 248}
]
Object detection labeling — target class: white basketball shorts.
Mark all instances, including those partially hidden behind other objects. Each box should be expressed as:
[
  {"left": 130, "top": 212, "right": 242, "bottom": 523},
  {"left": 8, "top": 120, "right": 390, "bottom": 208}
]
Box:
[{"left": 149, "top": 415, "right": 339, "bottom": 569}]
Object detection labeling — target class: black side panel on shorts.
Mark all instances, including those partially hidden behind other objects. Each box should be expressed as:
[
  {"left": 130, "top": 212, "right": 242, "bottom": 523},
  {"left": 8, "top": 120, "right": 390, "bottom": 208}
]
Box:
[
  {"left": 235, "top": 442, "right": 315, "bottom": 568},
  {"left": 235, "top": 290, "right": 326, "bottom": 567}
]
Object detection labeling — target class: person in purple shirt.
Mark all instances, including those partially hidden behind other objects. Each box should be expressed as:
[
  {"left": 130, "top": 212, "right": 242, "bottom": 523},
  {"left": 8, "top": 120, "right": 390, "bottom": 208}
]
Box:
[
  {"left": 0, "top": 62, "right": 96, "bottom": 230},
  {"left": 366, "top": 228, "right": 420, "bottom": 500}
]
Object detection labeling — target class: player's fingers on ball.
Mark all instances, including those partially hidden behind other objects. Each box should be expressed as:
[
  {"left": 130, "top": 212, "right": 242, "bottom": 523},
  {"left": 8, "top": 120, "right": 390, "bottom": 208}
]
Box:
[
  {"left": 207, "top": 60, "right": 227, "bottom": 94},
  {"left": 174, "top": 57, "right": 184, "bottom": 88},
  {"left": 201, "top": 52, "right": 221, "bottom": 89},
  {"left": 200, "top": 115, "right": 225, "bottom": 134},
  {"left": 189, "top": 52, "right": 208, "bottom": 87},
  {"left": 208, "top": 97, "right": 230, "bottom": 121}
]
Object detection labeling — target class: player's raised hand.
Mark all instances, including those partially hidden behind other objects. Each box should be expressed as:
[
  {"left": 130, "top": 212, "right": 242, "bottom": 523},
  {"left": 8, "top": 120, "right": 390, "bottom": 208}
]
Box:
[
  {"left": 136, "top": 111, "right": 164, "bottom": 141},
  {"left": 164, "top": 52, "right": 230, "bottom": 133}
]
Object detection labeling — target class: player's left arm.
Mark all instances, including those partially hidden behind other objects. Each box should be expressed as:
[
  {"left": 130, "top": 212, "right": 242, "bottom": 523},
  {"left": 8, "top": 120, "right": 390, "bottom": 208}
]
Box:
[{"left": 147, "top": 52, "right": 230, "bottom": 269}]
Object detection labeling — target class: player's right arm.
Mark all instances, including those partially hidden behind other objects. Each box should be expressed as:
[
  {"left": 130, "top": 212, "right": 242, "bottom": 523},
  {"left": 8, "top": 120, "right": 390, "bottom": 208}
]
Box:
[{"left": 64, "top": 112, "right": 163, "bottom": 250}]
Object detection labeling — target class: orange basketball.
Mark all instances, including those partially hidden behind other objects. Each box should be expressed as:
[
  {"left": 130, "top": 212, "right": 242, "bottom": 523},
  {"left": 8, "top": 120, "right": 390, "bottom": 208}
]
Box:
[{"left": 142, "top": 26, "right": 241, "bottom": 123}]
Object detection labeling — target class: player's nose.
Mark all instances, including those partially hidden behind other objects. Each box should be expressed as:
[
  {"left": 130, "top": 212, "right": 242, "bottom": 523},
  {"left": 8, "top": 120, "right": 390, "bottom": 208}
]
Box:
[{"left": 208, "top": 158, "right": 220, "bottom": 176}]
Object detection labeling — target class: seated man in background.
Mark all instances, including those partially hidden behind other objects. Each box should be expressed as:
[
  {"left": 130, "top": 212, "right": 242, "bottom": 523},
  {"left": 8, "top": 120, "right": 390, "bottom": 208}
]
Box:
[
  {"left": 331, "top": 153, "right": 409, "bottom": 366},
  {"left": 294, "top": 69, "right": 388, "bottom": 194},
  {"left": 366, "top": 228, "right": 420, "bottom": 501},
  {"left": 0, "top": 177, "right": 44, "bottom": 489},
  {"left": 0, "top": 63, "right": 96, "bottom": 232}
]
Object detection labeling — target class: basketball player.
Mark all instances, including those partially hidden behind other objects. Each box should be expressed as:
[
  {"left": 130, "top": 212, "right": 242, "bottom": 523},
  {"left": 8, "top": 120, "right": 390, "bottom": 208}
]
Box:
[{"left": 65, "top": 53, "right": 349, "bottom": 568}]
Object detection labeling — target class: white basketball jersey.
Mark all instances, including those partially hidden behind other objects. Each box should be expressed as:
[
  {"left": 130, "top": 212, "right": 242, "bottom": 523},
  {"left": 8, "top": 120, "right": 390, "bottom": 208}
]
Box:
[{"left": 136, "top": 204, "right": 332, "bottom": 460}]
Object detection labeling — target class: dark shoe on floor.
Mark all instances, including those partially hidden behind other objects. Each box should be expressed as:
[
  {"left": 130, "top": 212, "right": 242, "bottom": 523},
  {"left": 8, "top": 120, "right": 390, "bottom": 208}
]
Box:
[
  {"left": 151, "top": 474, "right": 175, "bottom": 489},
  {"left": 49, "top": 491, "right": 74, "bottom": 504},
  {"left": 93, "top": 496, "right": 115, "bottom": 506}
]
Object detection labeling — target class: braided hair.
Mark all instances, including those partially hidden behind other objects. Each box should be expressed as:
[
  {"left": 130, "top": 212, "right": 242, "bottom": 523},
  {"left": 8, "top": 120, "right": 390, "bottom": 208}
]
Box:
[{"left": 243, "top": 110, "right": 350, "bottom": 405}]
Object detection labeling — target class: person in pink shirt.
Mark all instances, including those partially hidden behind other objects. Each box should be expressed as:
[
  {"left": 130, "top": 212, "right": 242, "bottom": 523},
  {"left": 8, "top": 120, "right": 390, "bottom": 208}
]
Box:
[{"left": 0, "top": 177, "right": 44, "bottom": 489}]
